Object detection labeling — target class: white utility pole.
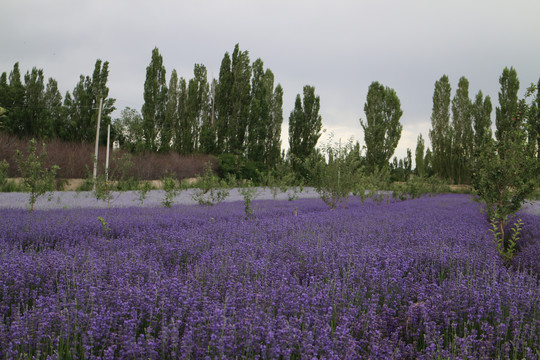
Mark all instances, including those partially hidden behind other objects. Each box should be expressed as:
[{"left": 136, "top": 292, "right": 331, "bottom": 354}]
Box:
[
  {"left": 105, "top": 123, "right": 111, "bottom": 181},
  {"left": 92, "top": 97, "right": 103, "bottom": 191}
]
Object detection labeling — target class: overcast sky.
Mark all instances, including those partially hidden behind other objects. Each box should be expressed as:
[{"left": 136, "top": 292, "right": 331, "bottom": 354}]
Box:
[{"left": 2, "top": 0, "right": 540, "bottom": 160}]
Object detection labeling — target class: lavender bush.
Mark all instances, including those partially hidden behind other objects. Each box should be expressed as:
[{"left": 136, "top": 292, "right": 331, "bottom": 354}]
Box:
[{"left": 0, "top": 194, "right": 539, "bottom": 359}]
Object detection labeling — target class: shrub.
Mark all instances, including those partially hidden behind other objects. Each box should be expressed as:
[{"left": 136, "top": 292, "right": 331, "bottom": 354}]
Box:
[
  {"left": 313, "top": 136, "right": 360, "bottom": 209},
  {"left": 15, "top": 139, "right": 59, "bottom": 211},
  {"left": 192, "top": 163, "right": 230, "bottom": 206}
]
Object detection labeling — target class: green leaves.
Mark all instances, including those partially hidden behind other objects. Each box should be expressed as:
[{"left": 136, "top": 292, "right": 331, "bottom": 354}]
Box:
[
  {"left": 360, "top": 81, "right": 403, "bottom": 172},
  {"left": 15, "top": 139, "right": 59, "bottom": 212}
]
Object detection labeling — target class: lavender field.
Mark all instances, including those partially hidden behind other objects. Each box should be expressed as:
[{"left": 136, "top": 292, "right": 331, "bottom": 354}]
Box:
[{"left": 1, "top": 194, "right": 539, "bottom": 359}]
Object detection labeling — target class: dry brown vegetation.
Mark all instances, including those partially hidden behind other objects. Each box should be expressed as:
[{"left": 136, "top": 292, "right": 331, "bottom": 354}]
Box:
[{"left": 0, "top": 132, "right": 217, "bottom": 180}]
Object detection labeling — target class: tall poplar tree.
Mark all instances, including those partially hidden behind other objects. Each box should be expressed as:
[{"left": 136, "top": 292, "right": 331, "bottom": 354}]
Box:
[
  {"left": 415, "top": 134, "right": 425, "bottom": 177},
  {"left": 162, "top": 69, "right": 179, "bottom": 152},
  {"left": 266, "top": 83, "right": 284, "bottom": 170},
  {"left": 288, "top": 85, "right": 322, "bottom": 178},
  {"left": 451, "top": 76, "right": 473, "bottom": 184},
  {"left": 360, "top": 81, "right": 403, "bottom": 172},
  {"left": 23, "top": 67, "right": 47, "bottom": 138},
  {"left": 429, "top": 75, "right": 452, "bottom": 180},
  {"left": 175, "top": 77, "right": 188, "bottom": 154},
  {"left": 181, "top": 64, "right": 210, "bottom": 154},
  {"left": 4, "top": 63, "right": 25, "bottom": 136},
  {"left": 215, "top": 52, "right": 233, "bottom": 153},
  {"left": 247, "top": 59, "right": 271, "bottom": 163},
  {"left": 495, "top": 67, "right": 519, "bottom": 141},
  {"left": 142, "top": 47, "right": 167, "bottom": 151},
  {"left": 63, "top": 60, "right": 115, "bottom": 143},
  {"left": 471, "top": 90, "right": 492, "bottom": 152},
  {"left": 44, "top": 78, "right": 63, "bottom": 139},
  {"left": 229, "top": 44, "right": 251, "bottom": 154}
]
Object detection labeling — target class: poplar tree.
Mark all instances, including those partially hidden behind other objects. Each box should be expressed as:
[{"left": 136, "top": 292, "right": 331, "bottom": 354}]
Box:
[
  {"left": 162, "top": 69, "right": 179, "bottom": 152},
  {"left": 288, "top": 85, "right": 322, "bottom": 178},
  {"left": 142, "top": 47, "right": 167, "bottom": 151},
  {"left": 182, "top": 64, "right": 210, "bottom": 154},
  {"left": 247, "top": 59, "right": 271, "bottom": 163},
  {"left": 23, "top": 67, "right": 47, "bottom": 138},
  {"left": 215, "top": 52, "right": 232, "bottom": 153},
  {"left": 415, "top": 134, "right": 425, "bottom": 177},
  {"left": 495, "top": 67, "right": 519, "bottom": 141},
  {"left": 451, "top": 76, "right": 473, "bottom": 184},
  {"left": 429, "top": 75, "right": 452, "bottom": 180},
  {"left": 266, "top": 83, "right": 283, "bottom": 170},
  {"left": 44, "top": 78, "right": 63, "bottom": 139},
  {"left": 229, "top": 44, "right": 251, "bottom": 154},
  {"left": 4, "top": 63, "right": 25, "bottom": 136},
  {"left": 63, "top": 60, "right": 115, "bottom": 143},
  {"left": 175, "top": 77, "right": 188, "bottom": 154},
  {"left": 360, "top": 81, "right": 403, "bottom": 172},
  {"left": 471, "top": 90, "right": 492, "bottom": 152}
]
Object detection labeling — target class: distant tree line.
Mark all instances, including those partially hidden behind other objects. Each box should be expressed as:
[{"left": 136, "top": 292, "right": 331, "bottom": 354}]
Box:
[
  {"left": 425, "top": 68, "right": 540, "bottom": 184},
  {"left": 1, "top": 47, "right": 539, "bottom": 185}
]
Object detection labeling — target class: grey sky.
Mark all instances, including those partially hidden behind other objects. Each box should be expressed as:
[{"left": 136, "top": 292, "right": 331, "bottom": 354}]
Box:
[{"left": 2, "top": 0, "right": 540, "bottom": 160}]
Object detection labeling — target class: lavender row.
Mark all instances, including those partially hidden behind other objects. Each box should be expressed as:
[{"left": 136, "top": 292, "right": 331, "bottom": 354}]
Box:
[{"left": 0, "top": 194, "right": 539, "bottom": 359}]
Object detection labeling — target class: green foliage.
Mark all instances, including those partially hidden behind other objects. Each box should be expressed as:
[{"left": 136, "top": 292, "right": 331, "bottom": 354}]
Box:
[
  {"left": 360, "top": 81, "right": 403, "bottom": 172},
  {"left": 0, "top": 159, "right": 8, "bottom": 189},
  {"left": 313, "top": 135, "right": 360, "bottom": 209},
  {"left": 113, "top": 107, "right": 146, "bottom": 152},
  {"left": 63, "top": 60, "right": 116, "bottom": 143},
  {"left": 288, "top": 85, "right": 322, "bottom": 179},
  {"left": 451, "top": 76, "right": 473, "bottom": 184},
  {"left": 239, "top": 180, "right": 258, "bottom": 219},
  {"left": 192, "top": 164, "right": 230, "bottom": 206},
  {"left": 136, "top": 181, "right": 153, "bottom": 206},
  {"left": 429, "top": 75, "right": 453, "bottom": 180},
  {"left": 142, "top": 47, "right": 168, "bottom": 152},
  {"left": 472, "top": 83, "right": 538, "bottom": 258},
  {"left": 91, "top": 152, "right": 134, "bottom": 208},
  {"left": 415, "top": 134, "right": 425, "bottom": 177},
  {"left": 92, "top": 171, "right": 114, "bottom": 208},
  {"left": 15, "top": 139, "right": 59, "bottom": 211},
  {"left": 489, "top": 215, "right": 522, "bottom": 261},
  {"left": 97, "top": 216, "right": 111, "bottom": 237},
  {"left": 357, "top": 166, "right": 391, "bottom": 204},
  {"left": 161, "top": 174, "right": 178, "bottom": 208}
]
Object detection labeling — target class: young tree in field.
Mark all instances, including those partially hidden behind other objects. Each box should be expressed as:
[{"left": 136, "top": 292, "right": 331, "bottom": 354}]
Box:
[
  {"left": 451, "top": 76, "right": 473, "bottom": 184},
  {"left": 495, "top": 67, "right": 519, "bottom": 141},
  {"left": 288, "top": 85, "right": 323, "bottom": 179},
  {"left": 471, "top": 90, "right": 493, "bottom": 152},
  {"left": 472, "top": 84, "right": 538, "bottom": 260},
  {"left": 162, "top": 69, "right": 179, "bottom": 153},
  {"left": 15, "top": 139, "right": 59, "bottom": 212},
  {"left": 142, "top": 47, "right": 168, "bottom": 151},
  {"left": 429, "top": 75, "right": 452, "bottom": 180},
  {"left": 415, "top": 134, "right": 425, "bottom": 177},
  {"left": 360, "top": 81, "right": 403, "bottom": 172}
]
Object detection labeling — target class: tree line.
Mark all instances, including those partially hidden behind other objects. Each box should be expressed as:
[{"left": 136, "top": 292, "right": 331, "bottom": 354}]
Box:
[{"left": 1, "top": 46, "right": 539, "bottom": 185}]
